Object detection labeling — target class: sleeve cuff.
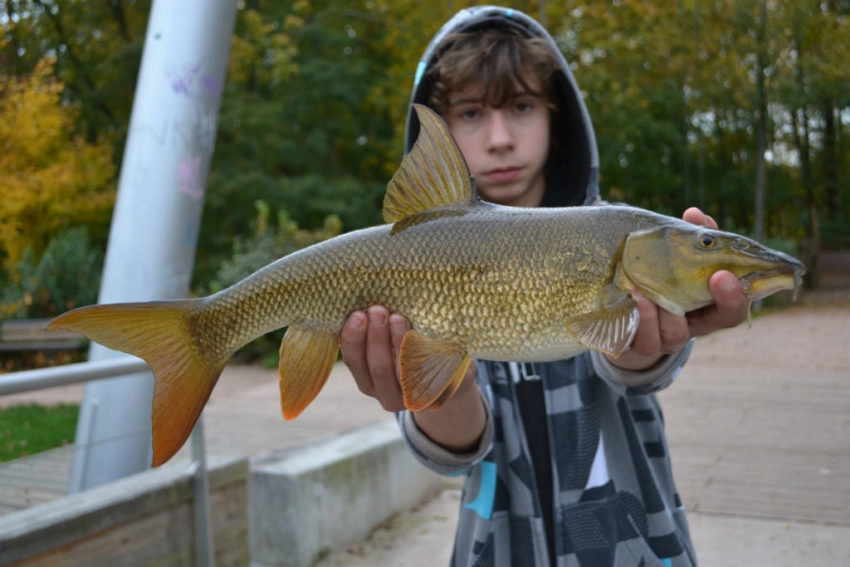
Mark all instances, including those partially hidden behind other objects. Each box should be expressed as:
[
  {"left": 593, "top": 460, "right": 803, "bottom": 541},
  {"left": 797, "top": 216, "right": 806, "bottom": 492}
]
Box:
[
  {"left": 591, "top": 338, "right": 694, "bottom": 396},
  {"left": 398, "top": 390, "right": 494, "bottom": 475}
]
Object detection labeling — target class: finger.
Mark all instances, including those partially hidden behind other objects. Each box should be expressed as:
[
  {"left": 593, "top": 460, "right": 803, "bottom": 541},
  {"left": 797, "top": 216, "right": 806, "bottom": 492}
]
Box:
[
  {"left": 656, "top": 308, "right": 691, "bottom": 355},
  {"left": 382, "top": 313, "right": 412, "bottom": 412},
  {"left": 388, "top": 313, "right": 411, "bottom": 376},
  {"left": 688, "top": 271, "right": 749, "bottom": 336},
  {"left": 628, "top": 290, "right": 662, "bottom": 356},
  {"left": 682, "top": 207, "right": 718, "bottom": 229},
  {"left": 708, "top": 270, "right": 749, "bottom": 327},
  {"left": 365, "top": 306, "right": 405, "bottom": 411},
  {"left": 340, "top": 311, "right": 373, "bottom": 394}
]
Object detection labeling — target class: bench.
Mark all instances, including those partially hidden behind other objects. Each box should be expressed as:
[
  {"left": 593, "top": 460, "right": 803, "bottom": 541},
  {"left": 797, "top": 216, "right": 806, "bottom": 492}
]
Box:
[{"left": 0, "top": 319, "right": 87, "bottom": 352}]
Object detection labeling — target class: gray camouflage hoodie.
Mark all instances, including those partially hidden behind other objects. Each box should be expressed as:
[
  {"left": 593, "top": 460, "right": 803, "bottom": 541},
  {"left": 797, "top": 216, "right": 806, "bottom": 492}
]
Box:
[{"left": 398, "top": 6, "right": 698, "bottom": 567}]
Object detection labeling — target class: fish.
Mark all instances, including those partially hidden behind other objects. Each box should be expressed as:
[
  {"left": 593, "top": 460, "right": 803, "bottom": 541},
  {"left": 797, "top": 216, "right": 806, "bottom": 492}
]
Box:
[{"left": 47, "top": 104, "right": 806, "bottom": 466}]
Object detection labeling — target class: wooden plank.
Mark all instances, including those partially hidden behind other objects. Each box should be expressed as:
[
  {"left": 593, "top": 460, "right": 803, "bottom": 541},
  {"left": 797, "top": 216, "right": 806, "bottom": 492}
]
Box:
[
  {"left": 661, "top": 306, "right": 850, "bottom": 526},
  {"left": 0, "top": 457, "right": 249, "bottom": 566},
  {"left": 0, "top": 319, "right": 86, "bottom": 351},
  {"left": 9, "top": 480, "right": 248, "bottom": 567},
  {"left": 0, "top": 341, "right": 85, "bottom": 352}
]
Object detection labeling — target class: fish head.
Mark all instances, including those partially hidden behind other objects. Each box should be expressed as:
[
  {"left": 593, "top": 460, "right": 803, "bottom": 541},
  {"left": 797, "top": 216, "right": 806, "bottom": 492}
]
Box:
[{"left": 619, "top": 223, "right": 806, "bottom": 315}]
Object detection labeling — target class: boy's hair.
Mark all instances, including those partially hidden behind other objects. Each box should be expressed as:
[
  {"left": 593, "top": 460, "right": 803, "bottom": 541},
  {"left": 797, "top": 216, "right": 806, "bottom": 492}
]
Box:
[{"left": 426, "top": 28, "right": 559, "bottom": 115}]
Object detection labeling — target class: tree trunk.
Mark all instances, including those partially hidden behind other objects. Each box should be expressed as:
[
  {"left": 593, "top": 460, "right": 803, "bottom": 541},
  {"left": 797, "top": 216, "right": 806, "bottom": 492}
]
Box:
[
  {"left": 753, "top": 0, "right": 768, "bottom": 244},
  {"left": 821, "top": 100, "right": 839, "bottom": 221}
]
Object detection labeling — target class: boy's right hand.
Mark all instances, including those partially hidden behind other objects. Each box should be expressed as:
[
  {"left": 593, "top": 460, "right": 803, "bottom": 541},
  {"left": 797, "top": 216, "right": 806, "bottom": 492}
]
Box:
[{"left": 340, "top": 306, "right": 487, "bottom": 453}]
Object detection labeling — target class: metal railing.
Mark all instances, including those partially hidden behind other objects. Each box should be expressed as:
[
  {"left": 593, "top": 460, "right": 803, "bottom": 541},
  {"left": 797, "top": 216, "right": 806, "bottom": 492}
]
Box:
[
  {"left": 0, "top": 358, "right": 215, "bottom": 566},
  {"left": 0, "top": 357, "right": 147, "bottom": 395}
]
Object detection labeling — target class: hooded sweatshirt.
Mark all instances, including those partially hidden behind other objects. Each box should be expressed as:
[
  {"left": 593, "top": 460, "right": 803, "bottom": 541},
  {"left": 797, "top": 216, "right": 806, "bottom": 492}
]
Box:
[{"left": 397, "top": 6, "right": 699, "bottom": 567}]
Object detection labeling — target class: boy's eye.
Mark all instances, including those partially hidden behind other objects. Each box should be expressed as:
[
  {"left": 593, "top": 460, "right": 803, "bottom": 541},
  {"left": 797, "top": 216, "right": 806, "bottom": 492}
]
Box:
[{"left": 458, "top": 107, "right": 482, "bottom": 121}]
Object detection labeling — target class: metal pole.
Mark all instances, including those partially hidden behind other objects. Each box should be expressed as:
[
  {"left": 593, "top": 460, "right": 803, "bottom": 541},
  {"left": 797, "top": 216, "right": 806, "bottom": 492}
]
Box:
[
  {"left": 69, "top": 0, "right": 237, "bottom": 493},
  {"left": 190, "top": 417, "right": 215, "bottom": 566}
]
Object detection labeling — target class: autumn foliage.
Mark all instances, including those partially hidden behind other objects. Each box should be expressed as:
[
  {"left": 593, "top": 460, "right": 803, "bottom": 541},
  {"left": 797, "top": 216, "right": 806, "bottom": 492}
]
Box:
[{"left": 0, "top": 57, "right": 115, "bottom": 269}]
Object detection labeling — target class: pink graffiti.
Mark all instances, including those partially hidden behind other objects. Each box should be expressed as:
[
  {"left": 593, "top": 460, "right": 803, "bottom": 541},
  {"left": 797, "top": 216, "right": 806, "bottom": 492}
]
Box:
[{"left": 178, "top": 156, "right": 204, "bottom": 200}]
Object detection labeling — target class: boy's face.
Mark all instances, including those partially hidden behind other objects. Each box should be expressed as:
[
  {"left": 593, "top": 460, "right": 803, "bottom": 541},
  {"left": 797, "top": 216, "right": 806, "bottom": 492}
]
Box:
[{"left": 443, "top": 84, "right": 550, "bottom": 208}]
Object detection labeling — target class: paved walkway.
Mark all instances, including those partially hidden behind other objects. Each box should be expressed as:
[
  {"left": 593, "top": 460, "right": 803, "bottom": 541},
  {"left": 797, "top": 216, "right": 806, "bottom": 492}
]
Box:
[
  {"left": 1, "top": 300, "right": 849, "bottom": 566},
  {"left": 315, "top": 300, "right": 850, "bottom": 567}
]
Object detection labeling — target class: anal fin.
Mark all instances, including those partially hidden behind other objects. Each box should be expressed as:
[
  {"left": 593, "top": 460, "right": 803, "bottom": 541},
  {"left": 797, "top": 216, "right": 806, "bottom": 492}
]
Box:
[
  {"left": 399, "top": 330, "right": 472, "bottom": 412},
  {"left": 278, "top": 327, "right": 339, "bottom": 420}
]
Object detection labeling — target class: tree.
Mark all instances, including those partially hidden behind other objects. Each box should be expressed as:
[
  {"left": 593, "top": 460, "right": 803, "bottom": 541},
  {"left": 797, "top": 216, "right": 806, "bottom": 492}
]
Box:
[
  {"left": 558, "top": 2, "right": 694, "bottom": 213},
  {"left": 0, "top": 0, "right": 150, "bottom": 145},
  {"left": 2, "top": 0, "right": 846, "bottom": 294},
  {"left": 0, "top": 56, "right": 115, "bottom": 268}
]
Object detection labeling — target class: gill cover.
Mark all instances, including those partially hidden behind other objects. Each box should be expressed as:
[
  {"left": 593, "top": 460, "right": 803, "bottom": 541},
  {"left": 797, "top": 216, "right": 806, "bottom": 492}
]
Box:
[{"left": 620, "top": 225, "right": 725, "bottom": 316}]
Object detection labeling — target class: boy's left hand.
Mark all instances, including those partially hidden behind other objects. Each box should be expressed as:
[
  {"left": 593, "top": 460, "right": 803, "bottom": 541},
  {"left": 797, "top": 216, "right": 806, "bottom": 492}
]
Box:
[{"left": 606, "top": 207, "right": 751, "bottom": 371}]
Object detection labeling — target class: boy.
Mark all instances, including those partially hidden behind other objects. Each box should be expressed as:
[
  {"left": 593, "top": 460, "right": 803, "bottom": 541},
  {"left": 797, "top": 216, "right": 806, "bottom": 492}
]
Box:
[{"left": 342, "top": 6, "right": 748, "bottom": 566}]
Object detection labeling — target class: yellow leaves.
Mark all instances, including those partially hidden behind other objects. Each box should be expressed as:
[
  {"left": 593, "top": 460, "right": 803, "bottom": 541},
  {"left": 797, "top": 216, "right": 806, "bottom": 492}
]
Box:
[
  {"left": 0, "top": 59, "right": 63, "bottom": 167},
  {"left": 0, "top": 57, "right": 115, "bottom": 268},
  {"left": 228, "top": 9, "right": 299, "bottom": 88}
]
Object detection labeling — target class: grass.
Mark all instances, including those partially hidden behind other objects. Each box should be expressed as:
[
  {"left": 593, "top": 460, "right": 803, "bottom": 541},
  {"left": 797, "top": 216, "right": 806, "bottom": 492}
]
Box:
[{"left": 0, "top": 403, "right": 79, "bottom": 462}]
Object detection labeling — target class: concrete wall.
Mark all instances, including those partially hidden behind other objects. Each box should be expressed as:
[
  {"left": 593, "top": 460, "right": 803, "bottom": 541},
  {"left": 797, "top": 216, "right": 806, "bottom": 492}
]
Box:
[{"left": 250, "top": 420, "right": 444, "bottom": 567}]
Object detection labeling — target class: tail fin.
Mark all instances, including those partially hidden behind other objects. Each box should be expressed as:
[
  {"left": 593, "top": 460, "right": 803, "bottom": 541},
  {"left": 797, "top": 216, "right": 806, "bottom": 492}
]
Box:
[{"left": 48, "top": 300, "right": 225, "bottom": 466}]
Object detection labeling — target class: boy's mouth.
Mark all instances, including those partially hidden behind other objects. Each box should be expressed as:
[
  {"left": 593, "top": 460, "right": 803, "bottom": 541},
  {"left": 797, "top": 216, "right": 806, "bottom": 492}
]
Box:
[{"left": 483, "top": 167, "right": 522, "bottom": 184}]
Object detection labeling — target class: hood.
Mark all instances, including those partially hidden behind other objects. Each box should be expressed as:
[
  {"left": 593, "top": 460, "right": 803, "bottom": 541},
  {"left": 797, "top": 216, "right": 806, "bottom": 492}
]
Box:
[{"left": 404, "top": 5, "right": 599, "bottom": 207}]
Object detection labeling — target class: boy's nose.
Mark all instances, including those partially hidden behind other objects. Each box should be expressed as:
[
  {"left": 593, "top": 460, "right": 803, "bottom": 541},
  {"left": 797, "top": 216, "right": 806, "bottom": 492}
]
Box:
[{"left": 485, "top": 111, "right": 514, "bottom": 152}]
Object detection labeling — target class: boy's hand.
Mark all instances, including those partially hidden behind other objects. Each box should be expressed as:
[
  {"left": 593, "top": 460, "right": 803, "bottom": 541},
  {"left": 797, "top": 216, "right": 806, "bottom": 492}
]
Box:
[
  {"left": 340, "top": 306, "right": 485, "bottom": 452},
  {"left": 340, "top": 306, "right": 410, "bottom": 412}
]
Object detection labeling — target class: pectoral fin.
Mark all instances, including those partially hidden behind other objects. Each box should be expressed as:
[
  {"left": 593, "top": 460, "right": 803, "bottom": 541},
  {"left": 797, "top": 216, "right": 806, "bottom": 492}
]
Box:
[
  {"left": 278, "top": 327, "right": 339, "bottom": 420},
  {"left": 565, "top": 294, "right": 639, "bottom": 358},
  {"left": 399, "top": 330, "right": 472, "bottom": 411}
]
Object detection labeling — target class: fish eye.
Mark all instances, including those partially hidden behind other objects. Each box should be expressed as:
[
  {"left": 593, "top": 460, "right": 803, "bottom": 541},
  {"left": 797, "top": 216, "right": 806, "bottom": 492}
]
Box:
[{"left": 697, "top": 233, "right": 717, "bottom": 248}]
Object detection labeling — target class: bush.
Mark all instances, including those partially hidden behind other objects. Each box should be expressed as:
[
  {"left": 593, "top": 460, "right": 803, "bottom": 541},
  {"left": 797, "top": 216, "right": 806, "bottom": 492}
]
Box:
[
  {"left": 0, "top": 227, "right": 103, "bottom": 320},
  {"left": 195, "top": 172, "right": 384, "bottom": 287}
]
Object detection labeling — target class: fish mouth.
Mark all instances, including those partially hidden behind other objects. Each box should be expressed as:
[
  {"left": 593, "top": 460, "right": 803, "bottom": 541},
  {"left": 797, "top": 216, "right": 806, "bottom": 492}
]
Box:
[{"left": 741, "top": 266, "right": 806, "bottom": 302}]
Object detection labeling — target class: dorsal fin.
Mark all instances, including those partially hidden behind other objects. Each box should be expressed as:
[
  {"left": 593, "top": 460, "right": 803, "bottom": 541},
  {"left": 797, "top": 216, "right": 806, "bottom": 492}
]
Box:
[{"left": 382, "top": 104, "right": 476, "bottom": 223}]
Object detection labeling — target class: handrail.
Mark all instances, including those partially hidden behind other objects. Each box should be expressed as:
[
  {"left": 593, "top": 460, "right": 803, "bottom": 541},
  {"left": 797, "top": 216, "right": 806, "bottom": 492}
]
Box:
[{"left": 0, "top": 357, "right": 149, "bottom": 396}]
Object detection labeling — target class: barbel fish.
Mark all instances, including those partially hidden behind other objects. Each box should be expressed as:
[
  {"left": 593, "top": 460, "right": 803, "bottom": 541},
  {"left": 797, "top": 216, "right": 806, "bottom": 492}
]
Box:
[{"left": 48, "top": 105, "right": 805, "bottom": 466}]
